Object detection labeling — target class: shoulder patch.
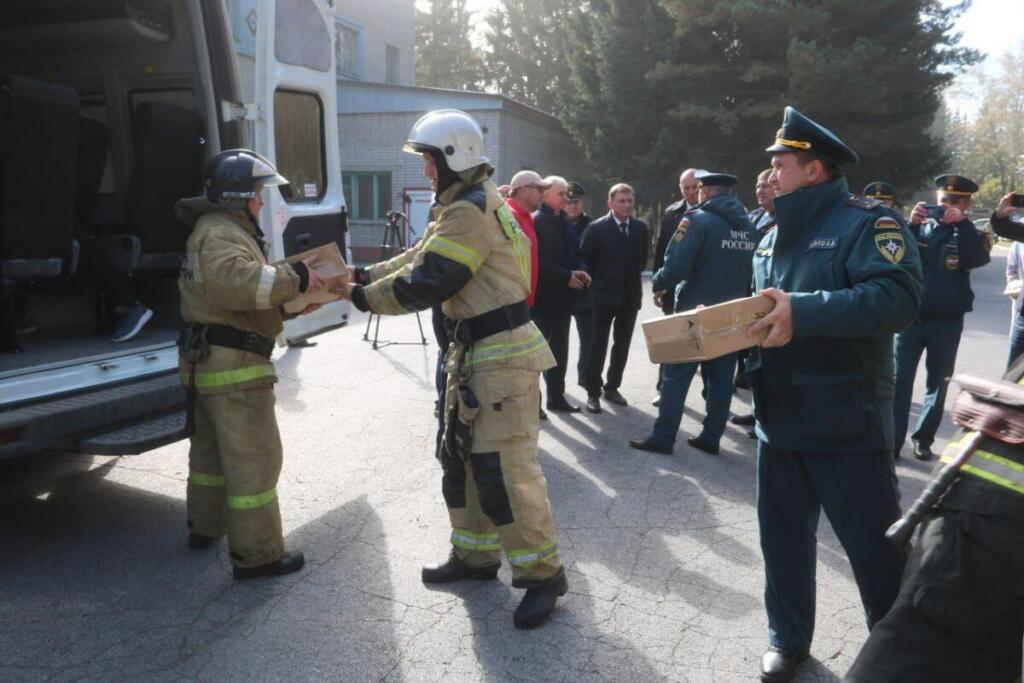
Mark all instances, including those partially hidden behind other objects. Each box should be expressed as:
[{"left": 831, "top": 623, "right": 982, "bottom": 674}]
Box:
[
  {"left": 874, "top": 216, "right": 900, "bottom": 231},
  {"left": 875, "top": 231, "right": 905, "bottom": 264},
  {"left": 847, "top": 194, "right": 882, "bottom": 210},
  {"left": 453, "top": 184, "right": 487, "bottom": 213}
]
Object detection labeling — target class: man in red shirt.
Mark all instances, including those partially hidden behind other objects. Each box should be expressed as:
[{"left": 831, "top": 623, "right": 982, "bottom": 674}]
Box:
[{"left": 506, "top": 171, "right": 549, "bottom": 307}]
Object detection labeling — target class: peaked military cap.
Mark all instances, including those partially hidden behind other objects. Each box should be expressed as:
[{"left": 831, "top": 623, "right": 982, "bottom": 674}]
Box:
[
  {"left": 765, "top": 106, "right": 859, "bottom": 166},
  {"left": 934, "top": 174, "right": 979, "bottom": 196},
  {"left": 863, "top": 181, "right": 895, "bottom": 201},
  {"left": 567, "top": 181, "right": 586, "bottom": 198},
  {"left": 695, "top": 169, "right": 738, "bottom": 188}
]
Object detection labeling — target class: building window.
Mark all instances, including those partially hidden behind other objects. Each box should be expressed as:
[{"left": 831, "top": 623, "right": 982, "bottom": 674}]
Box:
[
  {"left": 342, "top": 172, "right": 392, "bottom": 220},
  {"left": 337, "top": 24, "right": 361, "bottom": 79},
  {"left": 386, "top": 45, "right": 400, "bottom": 84},
  {"left": 273, "top": 89, "right": 325, "bottom": 203}
]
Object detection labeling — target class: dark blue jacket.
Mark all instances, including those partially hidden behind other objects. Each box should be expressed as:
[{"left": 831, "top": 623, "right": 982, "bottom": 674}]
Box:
[
  {"left": 580, "top": 213, "right": 649, "bottom": 311},
  {"left": 532, "top": 204, "right": 580, "bottom": 315},
  {"left": 654, "top": 199, "right": 693, "bottom": 313},
  {"left": 748, "top": 177, "right": 923, "bottom": 453},
  {"left": 653, "top": 194, "right": 756, "bottom": 312},
  {"left": 911, "top": 218, "right": 990, "bottom": 316}
]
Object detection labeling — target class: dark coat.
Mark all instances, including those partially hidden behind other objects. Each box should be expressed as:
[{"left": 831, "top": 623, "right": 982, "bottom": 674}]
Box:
[
  {"left": 653, "top": 194, "right": 756, "bottom": 313},
  {"left": 580, "top": 212, "right": 649, "bottom": 312},
  {"left": 911, "top": 218, "right": 990, "bottom": 316},
  {"left": 532, "top": 204, "right": 580, "bottom": 315},
  {"left": 654, "top": 199, "right": 691, "bottom": 313},
  {"left": 748, "top": 177, "right": 924, "bottom": 453}
]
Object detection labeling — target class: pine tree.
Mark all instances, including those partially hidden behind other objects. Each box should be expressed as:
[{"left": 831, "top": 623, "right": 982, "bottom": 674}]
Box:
[
  {"left": 480, "top": 0, "right": 576, "bottom": 113},
  {"left": 415, "top": 0, "right": 484, "bottom": 90}
]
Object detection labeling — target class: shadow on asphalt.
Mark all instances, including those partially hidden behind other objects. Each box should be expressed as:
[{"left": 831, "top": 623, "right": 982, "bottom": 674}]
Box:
[{"left": 0, "top": 459, "right": 400, "bottom": 681}]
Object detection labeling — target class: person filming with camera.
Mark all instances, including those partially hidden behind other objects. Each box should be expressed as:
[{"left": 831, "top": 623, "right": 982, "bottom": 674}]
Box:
[{"left": 892, "top": 175, "right": 991, "bottom": 461}]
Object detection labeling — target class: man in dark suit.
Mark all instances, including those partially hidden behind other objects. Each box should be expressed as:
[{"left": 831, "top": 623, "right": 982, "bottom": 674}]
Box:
[
  {"left": 533, "top": 176, "right": 591, "bottom": 413},
  {"left": 580, "top": 183, "right": 649, "bottom": 413},
  {"left": 652, "top": 168, "right": 700, "bottom": 407}
]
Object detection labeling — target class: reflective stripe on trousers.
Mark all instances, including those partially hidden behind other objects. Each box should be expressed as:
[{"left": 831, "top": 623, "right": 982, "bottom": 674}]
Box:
[{"left": 451, "top": 528, "right": 501, "bottom": 552}]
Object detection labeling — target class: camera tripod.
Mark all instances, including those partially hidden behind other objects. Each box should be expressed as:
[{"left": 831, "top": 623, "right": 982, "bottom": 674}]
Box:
[{"left": 362, "top": 210, "right": 428, "bottom": 350}]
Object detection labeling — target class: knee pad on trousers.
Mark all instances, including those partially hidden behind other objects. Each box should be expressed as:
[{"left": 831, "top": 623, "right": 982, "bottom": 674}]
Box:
[{"left": 470, "top": 451, "right": 514, "bottom": 526}]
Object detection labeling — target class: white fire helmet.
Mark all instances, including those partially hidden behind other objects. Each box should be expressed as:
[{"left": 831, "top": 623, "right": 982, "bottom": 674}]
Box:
[{"left": 402, "top": 109, "right": 489, "bottom": 172}]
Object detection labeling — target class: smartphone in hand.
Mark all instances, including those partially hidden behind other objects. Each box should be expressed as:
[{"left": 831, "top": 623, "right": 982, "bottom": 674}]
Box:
[
  {"left": 1010, "top": 193, "right": 1024, "bottom": 208},
  {"left": 923, "top": 204, "right": 946, "bottom": 221}
]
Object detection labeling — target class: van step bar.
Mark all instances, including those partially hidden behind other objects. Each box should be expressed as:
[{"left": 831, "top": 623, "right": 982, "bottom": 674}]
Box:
[{"left": 79, "top": 411, "right": 186, "bottom": 456}]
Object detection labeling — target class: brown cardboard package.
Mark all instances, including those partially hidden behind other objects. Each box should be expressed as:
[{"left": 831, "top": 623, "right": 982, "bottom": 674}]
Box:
[
  {"left": 641, "top": 296, "right": 775, "bottom": 363},
  {"left": 275, "top": 242, "right": 349, "bottom": 314}
]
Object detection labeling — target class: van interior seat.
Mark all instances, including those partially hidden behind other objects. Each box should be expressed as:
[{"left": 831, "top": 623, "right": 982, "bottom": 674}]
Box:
[
  {"left": 75, "top": 115, "right": 111, "bottom": 233},
  {"left": 103, "top": 101, "right": 203, "bottom": 274},
  {"left": 0, "top": 75, "right": 80, "bottom": 280}
]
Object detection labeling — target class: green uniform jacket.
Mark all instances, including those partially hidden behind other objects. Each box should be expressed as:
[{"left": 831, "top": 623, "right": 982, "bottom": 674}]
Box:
[
  {"left": 354, "top": 170, "right": 554, "bottom": 374},
  {"left": 176, "top": 198, "right": 304, "bottom": 394},
  {"left": 748, "top": 177, "right": 924, "bottom": 452}
]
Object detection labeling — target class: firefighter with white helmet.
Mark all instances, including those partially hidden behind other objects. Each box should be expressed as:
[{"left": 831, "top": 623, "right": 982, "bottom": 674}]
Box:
[{"left": 342, "top": 109, "right": 569, "bottom": 628}]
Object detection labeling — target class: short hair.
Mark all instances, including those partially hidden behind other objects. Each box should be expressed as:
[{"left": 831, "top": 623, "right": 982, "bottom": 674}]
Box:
[
  {"left": 757, "top": 169, "right": 772, "bottom": 182},
  {"left": 793, "top": 151, "right": 840, "bottom": 180},
  {"left": 544, "top": 175, "right": 568, "bottom": 188},
  {"left": 608, "top": 182, "right": 635, "bottom": 201}
]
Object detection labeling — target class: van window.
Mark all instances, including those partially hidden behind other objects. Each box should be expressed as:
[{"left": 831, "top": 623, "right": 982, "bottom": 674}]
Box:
[
  {"left": 274, "top": 0, "right": 330, "bottom": 72},
  {"left": 274, "top": 89, "right": 325, "bottom": 203}
]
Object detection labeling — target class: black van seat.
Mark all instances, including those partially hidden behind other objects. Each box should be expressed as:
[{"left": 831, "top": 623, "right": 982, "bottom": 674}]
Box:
[
  {"left": 0, "top": 75, "right": 80, "bottom": 279},
  {"left": 108, "top": 101, "right": 203, "bottom": 273},
  {"left": 75, "top": 116, "right": 111, "bottom": 232}
]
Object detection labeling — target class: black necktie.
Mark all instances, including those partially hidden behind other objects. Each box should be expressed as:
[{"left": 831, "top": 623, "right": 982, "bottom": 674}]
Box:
[{"left": 619, "top": 220, "right": 628, "bottom": 238}]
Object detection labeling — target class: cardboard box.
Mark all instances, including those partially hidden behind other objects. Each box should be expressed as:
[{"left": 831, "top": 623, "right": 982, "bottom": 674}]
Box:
[
  {"left": 275, "top": 242, "right": 349, "bottom": 313},
  {"left": 641, "top": 296, "right": 775, "bottom": 363}
]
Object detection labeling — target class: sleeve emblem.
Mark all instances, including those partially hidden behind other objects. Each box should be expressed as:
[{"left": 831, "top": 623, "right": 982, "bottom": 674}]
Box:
[
  {"left": 874, "top": 232, "right": 905, "bottom": 264},
  {"left": 874, "top": 217, "right": 899, "bottom": 231}
]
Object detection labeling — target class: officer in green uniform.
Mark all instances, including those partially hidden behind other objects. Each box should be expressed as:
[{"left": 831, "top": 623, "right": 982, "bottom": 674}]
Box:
[
  {"left": 862, "top": 181, "right": 896, "bottom": 209},
  {"left": 630, "top": 171, "right": 756, "bottom": 455},
  {"left": 893, "top": 175, "right": 990, "bottom": 461},
  {"left": 745, "top": 107, "right": 924, "bottom": 682},
  {"left": 177, "top": 149, "right": 325, "bottom": 579},
  {"left": 341, "top": 109, "right": 567, "bottom": 630},
  {"left": 845, "top": 356, "right": 1024, "bottom": 681}
]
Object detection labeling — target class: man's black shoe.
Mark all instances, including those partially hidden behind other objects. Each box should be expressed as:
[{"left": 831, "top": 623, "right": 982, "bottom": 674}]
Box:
[
  {"left": 629, "top": 438, "right": 673, "bottom": 455},
  {"left": 539, "top": 406, "right": 548, "bottom": 421},
  {"left": 651, "top": 394, "right": 661, "bottom": 407},
  {"left": 421, "top": 552, "right": 499, "bottom": 584},
  {"left": 547, "top": 396, "right": 581, "bottom": 413},
  {"left": 760, "top": 646, "right": 809, "bottom": 682},
  {"left": 730, "top": 413, "right": 756, "bottom": 427},
  {"left": 913, "top": 441, "right": 934, "bottom": 461},
  {"left": 747, "top": 429, "right": 757, "bottom": 439},
  {"left": 603, "top": 389, "right": 627, "bottom": 406},
  {"left": 586, "top": 396, "right": 602, "bottom": 414},
  {"left": 232, "top": 551, "right": 305, "bottom": 580},
  {"left": 513, "top": 569, "right": 568, "bottom": 629},
  {"left": 687, "top": 436, "right": 720, "bottom": 455},
  {"left": 188, "top": 533, "right": 216, "bottom": 550}
]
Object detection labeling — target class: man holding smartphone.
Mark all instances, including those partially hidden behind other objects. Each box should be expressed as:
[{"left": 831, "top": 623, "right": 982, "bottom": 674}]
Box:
[{"left": 892, "top": 175, "right": 991, "bottom": 461}]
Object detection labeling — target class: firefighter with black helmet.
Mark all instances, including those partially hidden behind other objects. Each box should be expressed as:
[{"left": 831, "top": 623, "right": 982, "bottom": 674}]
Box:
[
  {"left": 341, "top": 109, "right": 568, "bottom": 629},
  {"left": 175, "top": 148, "right": 325, "bottom": 579}
]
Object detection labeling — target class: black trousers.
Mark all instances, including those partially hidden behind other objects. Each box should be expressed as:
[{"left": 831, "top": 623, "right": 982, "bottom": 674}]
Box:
[
  {"left": 532, "top": 310, "right": 572, "bottom": 401},
  {"left": 844, "top": 510, "right": 1024, "bottom": 682},
  {"left": 584, "top": 305, "right": 638, "bottom": 396},
  {"left": 573, "top": 305, "right": 592, "bottom": 389}
]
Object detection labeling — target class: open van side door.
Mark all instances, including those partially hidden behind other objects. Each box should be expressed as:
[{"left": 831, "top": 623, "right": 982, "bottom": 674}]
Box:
[{"left": 254, "top": 0, "right": 349, "bottom": 344}]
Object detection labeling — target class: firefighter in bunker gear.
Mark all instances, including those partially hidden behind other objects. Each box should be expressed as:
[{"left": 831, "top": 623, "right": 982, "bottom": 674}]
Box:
[
  {"left": 344, "top": 109, "right": 568, "bottom": 629},
  {"left": 176, "top": 149, "right": 324, "bottom": 579}
]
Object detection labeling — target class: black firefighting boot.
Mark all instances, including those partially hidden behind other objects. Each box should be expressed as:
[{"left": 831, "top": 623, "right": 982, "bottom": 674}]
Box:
[
  {"left": 513, "top": 568, "right": 568, "bottom": 629},
  {"left": 232, "top": 551, "right": 305, "bottom": 580},
  {"left": 422, "top": 551, "right": 499, "bottom": 584}
]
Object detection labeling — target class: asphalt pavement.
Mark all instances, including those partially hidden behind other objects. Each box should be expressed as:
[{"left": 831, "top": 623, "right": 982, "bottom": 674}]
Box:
[{"left": 0, "top": 249, "right": 1012, "bottom": 683}]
